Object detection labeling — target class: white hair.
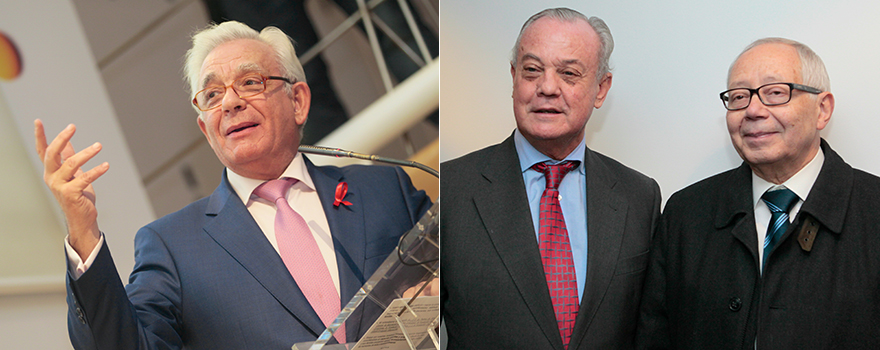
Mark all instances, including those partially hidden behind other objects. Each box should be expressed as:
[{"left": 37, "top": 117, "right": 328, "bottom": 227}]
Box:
[
  {"left": 183, "top": 21, "right": 306, "bottom": 114},
  {"left": 729, "top": 37, "right": 830, "bottom": 92}
]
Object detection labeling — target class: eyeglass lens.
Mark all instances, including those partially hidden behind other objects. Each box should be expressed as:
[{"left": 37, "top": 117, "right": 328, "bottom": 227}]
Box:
[
  {"left": 723, "top": 83, "right": 792, "bottom": 110},
  {"left": 195, "top": 74, "right": 267, "bottom": 111}
]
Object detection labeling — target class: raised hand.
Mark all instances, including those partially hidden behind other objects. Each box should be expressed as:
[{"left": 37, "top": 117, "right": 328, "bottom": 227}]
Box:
[{"left": 34, "top": 119, "right": 110, "bottom": 260}]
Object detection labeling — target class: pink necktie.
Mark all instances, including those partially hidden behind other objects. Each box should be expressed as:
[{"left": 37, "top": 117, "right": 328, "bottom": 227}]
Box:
[
  {"left": 254, "top": 178, "right": 345, "bottom": 343},
  {"left": 531, "top": 161, "right": 579, "bottom": 349}
]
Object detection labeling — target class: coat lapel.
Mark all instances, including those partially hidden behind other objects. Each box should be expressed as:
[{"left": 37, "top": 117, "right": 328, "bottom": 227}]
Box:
[
  {"left": 201, "top": 171, "right": 327, "bottom": 337},
  {"left": 716, "top": 163, "right": 760, "bottom": 271},
  {"left": 568, "top": 147, "right": 627, "bottom": 348},
  {"left": 472, "top": 136, "right": 565, "bottom": 349},
  {"left": 305, "top": 156, "right": 367, "bottom": 339},
  {"left": 769, "top": 140, "right": 850, "bottom": 267},
  {"left": 797, "top": 140, "right": 850, "bottom": 235},
  {"left": 710, "top": 140, "right": 851, "bottom": 275}
]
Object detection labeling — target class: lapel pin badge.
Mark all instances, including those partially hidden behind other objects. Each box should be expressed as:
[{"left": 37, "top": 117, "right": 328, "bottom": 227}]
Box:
[{"left": 334, "top": 181, "right": 353, "bottom": 207}]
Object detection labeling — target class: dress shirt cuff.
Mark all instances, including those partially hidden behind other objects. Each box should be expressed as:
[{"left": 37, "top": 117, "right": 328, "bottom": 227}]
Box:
[{"left": 64, "top": 233, "right": 104, "bottom": 280}]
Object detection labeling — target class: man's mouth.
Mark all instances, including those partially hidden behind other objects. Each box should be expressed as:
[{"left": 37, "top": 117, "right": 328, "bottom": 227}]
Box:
[
  {"left": 744, "top": 130, "right": 775, "bottom": 138},
  {"left": 532, "top": 108, "right": 563, "bottom": 114},
  {"left": 226, "top": 122, "right": 258, "bottom": 136}
]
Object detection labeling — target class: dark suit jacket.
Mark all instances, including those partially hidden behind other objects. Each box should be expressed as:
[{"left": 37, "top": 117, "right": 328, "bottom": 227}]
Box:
[
  {"left": 441, "top": 134, "right": 662, "bottom": 349},
  {"left": 65, "top": 156, "right": 432, "bottom": 350},
  {"left": 637, "top": 139, "right": 880, "bottom": 349}
]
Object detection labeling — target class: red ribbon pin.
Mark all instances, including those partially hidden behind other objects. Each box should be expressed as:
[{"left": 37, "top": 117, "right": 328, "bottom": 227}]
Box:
[{"left": 334, "top": 182, "right": 353, "bottom": 207}]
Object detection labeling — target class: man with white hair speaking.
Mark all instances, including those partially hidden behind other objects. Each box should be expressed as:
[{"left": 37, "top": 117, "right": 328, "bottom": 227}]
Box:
[{"left": 35, "top": 21, "right": 431, "bottom": 349}]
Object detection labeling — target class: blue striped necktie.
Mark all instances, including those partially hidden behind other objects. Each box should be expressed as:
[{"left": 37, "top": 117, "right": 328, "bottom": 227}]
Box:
[{"left": 760, "top": 186, "right": 799, "bottom": 270}]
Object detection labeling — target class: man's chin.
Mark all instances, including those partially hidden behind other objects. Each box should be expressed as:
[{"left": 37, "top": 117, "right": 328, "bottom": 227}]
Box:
[
  {"left": 740, "top": 150, "right": 781, "bottom": 168},
  {"left": 523, "top": 128, "right": 580, "bottom": 143}
]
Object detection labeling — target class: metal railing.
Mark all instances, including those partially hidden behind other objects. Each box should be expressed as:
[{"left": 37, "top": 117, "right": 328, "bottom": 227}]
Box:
[{"left": 134, "top": 0, "right": 439, "bottom": 185}]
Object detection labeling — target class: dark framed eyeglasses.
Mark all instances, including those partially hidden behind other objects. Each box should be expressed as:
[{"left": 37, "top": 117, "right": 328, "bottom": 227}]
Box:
[
  {"left": 719, "top": 82, "right": 822, "bottom": 111},
  {"left": 192, "top": 74, "right": 296, "bottom": 111}
]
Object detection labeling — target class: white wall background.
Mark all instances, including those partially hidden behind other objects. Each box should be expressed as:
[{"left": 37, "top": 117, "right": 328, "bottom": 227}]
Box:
[
  {"left": 440, "top": 0, "right": 880, "bottom": 204},
  {"left": 1, "top": 0, "right": 156, "bottom": 348}
]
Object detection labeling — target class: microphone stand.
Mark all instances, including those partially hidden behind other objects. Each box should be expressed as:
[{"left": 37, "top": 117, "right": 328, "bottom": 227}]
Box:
[
  {"left": 298, "top": 145, "right": 439, "bottom": 178},
  {"left": 296, "top": 144, "right": 440, "bottom": 350}
]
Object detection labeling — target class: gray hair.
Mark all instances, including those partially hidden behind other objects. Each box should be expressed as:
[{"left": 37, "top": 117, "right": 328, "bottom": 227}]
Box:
[
  {"left": 183, "top": 21, "right": 307, "bottom": 114},
  {"left": 510, "top": 8, "right": 614, "bottom": 81},
  {"left": 729, "top": 37, "right": 830, "bottom": 92}
]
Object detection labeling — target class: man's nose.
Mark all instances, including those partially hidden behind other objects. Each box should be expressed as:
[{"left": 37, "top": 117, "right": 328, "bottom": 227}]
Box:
[
  {"left": 221, "top": 86, "right": 245, "bottom": 112},
  {"left": 743, "top": 93, "right": 767, "bottom": 119},
  {"left": 537, "top": 72, "right": 561, "bottom": 96}
]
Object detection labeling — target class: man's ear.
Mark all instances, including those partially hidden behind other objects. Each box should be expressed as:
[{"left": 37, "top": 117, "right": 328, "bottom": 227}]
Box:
[
  {"left": 197, "top": 114, "right": 209, "bottom": 139},
  {"left": 291, "top": 82, "right": 311, "bottom": 127},
  {"left": 593, "top": 72, "right": 613, "bottom": 109},
  {"left": 816, "top": 91, "right": 834, "bottom": 130},
  {"left": 510, "top": 63, "right": 517, "bottom": 98}
]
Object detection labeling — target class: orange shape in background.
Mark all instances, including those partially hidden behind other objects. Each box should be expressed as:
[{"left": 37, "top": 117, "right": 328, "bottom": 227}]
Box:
[{"left": 0, "top": 31, "right": 23, "bottom": 81}]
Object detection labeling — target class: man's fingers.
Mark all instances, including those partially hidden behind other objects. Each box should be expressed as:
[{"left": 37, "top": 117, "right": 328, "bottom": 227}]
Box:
[
  {"left": 56, "top": 142, "right": 103, "bottom": 181},
  {"left": 72, "top": 162, "right": 110, "bottom": 189},
  {"left": 43, "top": 123, "right": 76, "bottom": 172},
  {"left": 61, "top": 141, "right": 77, "bottom": 160},
  {"left": 34, "top": 119, "right": 48, "bottom": 159}
]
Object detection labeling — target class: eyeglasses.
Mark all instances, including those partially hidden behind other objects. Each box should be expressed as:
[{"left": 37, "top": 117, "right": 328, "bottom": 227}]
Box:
[
  {"left": 192, "top": 74, "right": 295, "bottom": 111},
  {"left": 719, "top": 82, "right": 822, "bottom": 111}
]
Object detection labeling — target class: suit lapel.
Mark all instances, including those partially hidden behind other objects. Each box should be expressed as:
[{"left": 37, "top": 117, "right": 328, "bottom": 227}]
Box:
[
  {"left": 201, "top": 171, "right": 327, "bottom": 337},
  {"left": 305, "top": 156, "right": 367, "bottom": 339},
  {"left": 568, "top": 148, "right": 627, "bottom": 348},
  {"left": 473, "top": 136, "right": 564, "bottom": 349}
]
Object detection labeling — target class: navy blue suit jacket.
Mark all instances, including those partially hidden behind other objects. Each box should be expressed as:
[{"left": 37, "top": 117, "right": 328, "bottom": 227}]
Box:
[{"left": 66, "top": 157, "right": 432, "bottom": 349}]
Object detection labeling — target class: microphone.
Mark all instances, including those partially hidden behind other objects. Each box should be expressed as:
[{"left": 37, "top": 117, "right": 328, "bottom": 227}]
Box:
[{"left": 298, "top": 145, "right": 439, "bottom": 178}]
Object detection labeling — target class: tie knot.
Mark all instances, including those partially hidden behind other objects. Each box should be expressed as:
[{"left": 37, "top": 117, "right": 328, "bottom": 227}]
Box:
[
  {"left": 531, "top": 161, "right": 579, "bottom": 190},
  {"left": 761, "top": 187, "right": 799, "bottom": 214},
  {"left": 254, "top": 178, "right": 297, "bottom": 202}
]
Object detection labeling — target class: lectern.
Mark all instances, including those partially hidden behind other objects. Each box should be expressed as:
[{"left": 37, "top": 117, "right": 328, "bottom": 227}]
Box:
[{"left": 293, "top": 200, "right": 439, "bottom": 350}]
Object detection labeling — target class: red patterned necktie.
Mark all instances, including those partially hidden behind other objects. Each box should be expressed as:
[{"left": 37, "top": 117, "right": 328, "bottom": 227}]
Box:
[
  {"left": 254, "top": 178, "right": 345, "bottom": 344},
  {"left": 531, "top": 161, "right": 580, "bottom": 349}
]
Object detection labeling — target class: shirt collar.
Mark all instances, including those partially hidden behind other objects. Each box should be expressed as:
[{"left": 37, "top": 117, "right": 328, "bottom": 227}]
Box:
[
  {"left": 751, "top": 147, "right": 825, "bottom": 208},
  {"left": 513, "top": 128, "right": 586, "bottom": 175},
  {"left": 226, "top": 152, "right": 316, "bottom": 206}
]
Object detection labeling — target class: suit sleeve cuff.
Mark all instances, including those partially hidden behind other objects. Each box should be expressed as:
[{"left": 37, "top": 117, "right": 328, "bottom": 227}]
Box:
[{"left": 65, "top": 234, "right": 105, "bottom": 280}]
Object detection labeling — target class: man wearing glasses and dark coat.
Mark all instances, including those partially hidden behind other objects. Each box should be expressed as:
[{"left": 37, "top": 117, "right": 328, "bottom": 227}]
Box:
[{"left": 636, "top": 38, "right": 880, "bottom": 349}]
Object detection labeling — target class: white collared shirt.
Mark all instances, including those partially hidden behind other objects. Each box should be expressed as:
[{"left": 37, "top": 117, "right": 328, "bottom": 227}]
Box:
[{"left": 751, "top": 148, "right": 824, "bottom": 270}]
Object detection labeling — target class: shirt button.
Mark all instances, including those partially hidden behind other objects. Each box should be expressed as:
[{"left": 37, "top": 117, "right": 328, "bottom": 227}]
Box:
[{"left": 728, "top": 297, "right": 742, "bottom": 312}]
